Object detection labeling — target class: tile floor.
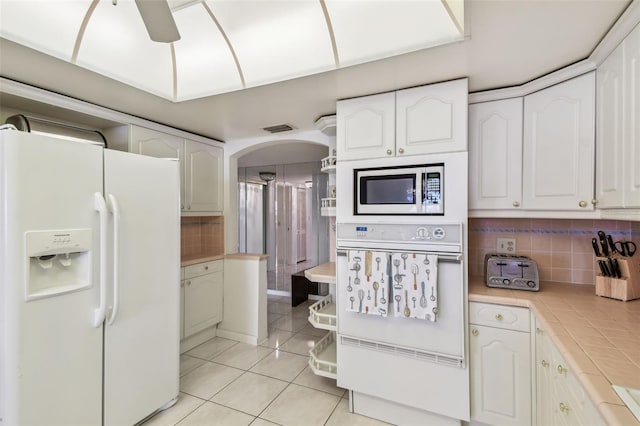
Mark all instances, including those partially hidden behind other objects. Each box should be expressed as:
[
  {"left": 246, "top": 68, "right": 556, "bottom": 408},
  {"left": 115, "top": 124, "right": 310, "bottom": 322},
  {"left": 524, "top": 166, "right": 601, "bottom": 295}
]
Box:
[{"left": 142, "top": 294, "right": 391, "bottom": 426}]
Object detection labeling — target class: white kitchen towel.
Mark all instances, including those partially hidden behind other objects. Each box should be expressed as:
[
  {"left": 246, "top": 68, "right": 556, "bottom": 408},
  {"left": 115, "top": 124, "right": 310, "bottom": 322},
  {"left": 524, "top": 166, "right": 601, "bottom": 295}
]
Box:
[
  {"left": 390, "top": 253, "right": 438, "bottom": 322},
  {"left": 345, "top": 250, "right": 389, "bottom": 316}
]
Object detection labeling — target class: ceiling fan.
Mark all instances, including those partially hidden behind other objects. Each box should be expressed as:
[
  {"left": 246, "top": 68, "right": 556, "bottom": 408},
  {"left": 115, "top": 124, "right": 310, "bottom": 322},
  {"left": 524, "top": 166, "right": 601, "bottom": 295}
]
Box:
[{"left": 114, "top": 0, "right": 181, "bottom": 43}]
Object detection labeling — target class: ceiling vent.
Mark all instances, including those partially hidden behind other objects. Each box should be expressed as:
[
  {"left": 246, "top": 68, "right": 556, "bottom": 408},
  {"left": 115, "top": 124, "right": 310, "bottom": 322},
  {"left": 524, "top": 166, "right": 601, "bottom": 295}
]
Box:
[{"left": 263, "top": 124, "right": 295, "bottom": 133}]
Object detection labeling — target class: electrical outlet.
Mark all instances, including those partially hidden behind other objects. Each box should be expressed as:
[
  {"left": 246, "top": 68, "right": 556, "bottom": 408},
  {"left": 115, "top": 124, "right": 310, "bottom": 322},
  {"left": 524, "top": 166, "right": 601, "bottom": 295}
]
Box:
[{"left": 497, "top": 238, "right": 516, "bottom": 253}]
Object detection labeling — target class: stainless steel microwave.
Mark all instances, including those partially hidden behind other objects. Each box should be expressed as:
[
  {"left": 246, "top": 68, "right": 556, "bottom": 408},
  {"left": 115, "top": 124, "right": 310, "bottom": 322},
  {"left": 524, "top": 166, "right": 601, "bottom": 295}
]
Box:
[{"left": 354, "top": 164, "right": 444, "bottom": 215}]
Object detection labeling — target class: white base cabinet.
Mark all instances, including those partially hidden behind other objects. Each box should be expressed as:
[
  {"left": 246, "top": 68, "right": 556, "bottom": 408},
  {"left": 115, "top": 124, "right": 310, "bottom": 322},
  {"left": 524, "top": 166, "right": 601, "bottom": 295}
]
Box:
[
  {"left": 181, "top": 260, "right": 223, "bottom": 339},
  {"left": 470, "top": 303, "right": 532, "bottom": 426},
  {"left": 534, "top": 322, "right": 605, "bottom": 426}
]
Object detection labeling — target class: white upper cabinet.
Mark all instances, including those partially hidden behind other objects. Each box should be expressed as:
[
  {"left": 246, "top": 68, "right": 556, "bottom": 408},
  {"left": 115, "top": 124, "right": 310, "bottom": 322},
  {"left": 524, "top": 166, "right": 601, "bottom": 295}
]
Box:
[
  {"left": 129, "top": 125, "right": 185, "bottom": 209},
  {"left": 596, "top": 44, "right": 625, "bottom": 208},
  {"left": 337, "top": 79, "right": 468, "bottom": 161},
  {"left": 597, "top": 23, "right": 640, "bottom": 209},
  {"left": 469, "top": 98, "right": 523, "bottom": 210},
  {"left": 626, "top": 24, "right": 640, "bottom": 208},
  {"left": 396, "top": 79, "right": 468, "bottom": 155},
  {"left": 337, "top": 92, "right": 395, "bottom": 161},
  {"left": 129, "top": 125, "right": 224, "bottom": 214},
  {"left": 522, "top": 72, "right": 595, "bottom": 211},
  {"left": 184, "top": 140, "right": 223, "bottom": 213}
]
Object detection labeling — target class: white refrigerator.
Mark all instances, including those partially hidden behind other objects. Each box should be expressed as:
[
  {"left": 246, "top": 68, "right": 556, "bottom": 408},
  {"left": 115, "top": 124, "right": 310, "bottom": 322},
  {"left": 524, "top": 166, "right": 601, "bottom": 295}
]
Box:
[{"left": 0, "top": 129, "right": 181, "bottom": 425}]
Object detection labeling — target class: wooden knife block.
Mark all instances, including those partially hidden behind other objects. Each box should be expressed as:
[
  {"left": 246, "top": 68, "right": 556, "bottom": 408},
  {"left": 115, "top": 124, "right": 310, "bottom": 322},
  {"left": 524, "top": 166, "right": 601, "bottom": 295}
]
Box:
[{"left": 595, "top": 256, "right": 640, "bottom": 301}]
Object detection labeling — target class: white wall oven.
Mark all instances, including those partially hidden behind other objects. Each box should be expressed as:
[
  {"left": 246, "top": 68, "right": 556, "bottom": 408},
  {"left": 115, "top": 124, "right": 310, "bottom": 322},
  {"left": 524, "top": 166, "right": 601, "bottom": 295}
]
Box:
[
  {"left": 354, "top": 164, "right": 444, "bottom": 215},
  {"left": 336, "top": 151, "right": 469, "bottom": 423}
]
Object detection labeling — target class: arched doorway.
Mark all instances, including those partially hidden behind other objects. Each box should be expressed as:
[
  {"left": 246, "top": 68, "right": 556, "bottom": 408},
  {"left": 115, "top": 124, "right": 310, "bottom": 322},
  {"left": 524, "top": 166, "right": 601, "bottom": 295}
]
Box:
[{"left": 236, "top": 141, "right": 331, "bottom": 294}]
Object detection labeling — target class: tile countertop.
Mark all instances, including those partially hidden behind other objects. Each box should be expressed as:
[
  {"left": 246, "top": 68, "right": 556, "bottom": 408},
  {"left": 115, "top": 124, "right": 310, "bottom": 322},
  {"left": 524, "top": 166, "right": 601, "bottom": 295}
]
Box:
[
  {"left": 181, "top": 253, "right": 268, "bottom": 267},
  {"left": 304, "top": 262, "right": 336, "bottom": 284},
  {"left": 469, "top": 278, "right": 640, "bottom": 425}
]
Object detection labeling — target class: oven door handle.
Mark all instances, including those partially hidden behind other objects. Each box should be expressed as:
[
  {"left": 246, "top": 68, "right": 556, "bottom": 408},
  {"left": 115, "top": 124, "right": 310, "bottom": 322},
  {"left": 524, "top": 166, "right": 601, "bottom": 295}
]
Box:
[{"left": 337, "top": 250, "right": 348, "bottom": 257}]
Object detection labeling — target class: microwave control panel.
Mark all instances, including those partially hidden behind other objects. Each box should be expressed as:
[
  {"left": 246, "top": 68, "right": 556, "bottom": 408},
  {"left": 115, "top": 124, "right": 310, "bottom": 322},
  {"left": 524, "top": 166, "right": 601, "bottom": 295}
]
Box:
[{"left": 423, "top": 171, "right": 442, "bottom": 211}]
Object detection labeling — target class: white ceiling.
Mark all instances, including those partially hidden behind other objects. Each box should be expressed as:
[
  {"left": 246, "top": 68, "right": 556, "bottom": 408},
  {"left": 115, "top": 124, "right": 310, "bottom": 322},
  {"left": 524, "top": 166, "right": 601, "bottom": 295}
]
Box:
[{"left": 0, "top": 0, "right": 632, "bottom": 144}]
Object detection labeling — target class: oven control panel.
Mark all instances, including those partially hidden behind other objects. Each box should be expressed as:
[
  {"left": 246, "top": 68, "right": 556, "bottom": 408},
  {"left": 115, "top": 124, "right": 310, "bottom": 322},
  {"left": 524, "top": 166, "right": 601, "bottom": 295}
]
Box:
[{"left": 337, "top": 223, "right": 463, "bottom": 252}]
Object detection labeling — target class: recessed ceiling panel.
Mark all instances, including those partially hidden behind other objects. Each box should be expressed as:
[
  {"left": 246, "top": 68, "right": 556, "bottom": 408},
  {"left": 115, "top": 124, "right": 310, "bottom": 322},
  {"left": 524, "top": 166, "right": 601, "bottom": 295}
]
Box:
[
  {"left": 326, "top": 0, "right": 463, "bottom": 67},
  {"left": 207, "top": 0, "right": 335, "bottom": 87},
  {"left": 173, "top": 3, "right": 243, "bottom": 101},
  {"left": 0, "top": 0, "right": 91, "bottom": 62},
  {"left": 76, "top": 0, "right": 174, "bottom": 99}
]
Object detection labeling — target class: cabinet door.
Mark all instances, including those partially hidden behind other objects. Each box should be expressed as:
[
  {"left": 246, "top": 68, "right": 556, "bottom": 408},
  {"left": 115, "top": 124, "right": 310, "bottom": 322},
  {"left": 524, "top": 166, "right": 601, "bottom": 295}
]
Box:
[
  {"left": 596, "top": 44, "right": 625, "bottom": 209},
  {"left": 183, "top": 270, "right": 223, "bottom": 338},
  {"left": 396, "top": 79, "right": 468, "bottom": 155},
  {"left": 336, "top": 92, "right": 395, "bottom": 161},
  {"left": 184, "top": 140, "right": 223, "bottom": 212},
  {"left": 129, "top": 125, "right": 185, "bottom": 209},
  {"left": 624, "top": 23, "right": 640, "bottom": 207},
  {"left": 469, "top": 98, "right": 523, "bottom": 210},
  {"left": 535, "top": 326, "right": 554, "bottom": 426},
  {"left": 523, "top": 73, "right": 595, "bottom": 211},
  {"left": 470, "top": 324, "right": 531, "bottom": 426}
]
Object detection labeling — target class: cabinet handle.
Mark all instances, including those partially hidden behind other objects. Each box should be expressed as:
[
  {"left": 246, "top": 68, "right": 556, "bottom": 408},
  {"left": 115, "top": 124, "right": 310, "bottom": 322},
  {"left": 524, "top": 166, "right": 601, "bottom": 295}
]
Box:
[
  {"left": 187, "top": 205, "right": 191, "bottom": 210},
  {"left": 559, "top": 402, "right": 569, "bottom": 413},
  {"left": 495, "top": 314, "right": 503, "bottom": 321},
  {"left": 204, "top": 266, "right": 209, "bottom": 271},
  {"left": 536, "top": 327, "right": 543, "bottom": 335},
  {"left": 398, "top": 148, "right": 404, "bottom": 154},
  {"left": 541, "top": 360, "right": 549, "bottom": 367},
  {"left": 591, "top": 199, "right": 598, "bottom": 205},
  {"left": 557, "top": 364, "right": 567, "bottom": 374},
  {"left": 187, "top": 280, "right": 191, "bottom": 286},
  {"left": 513, "top": 201, "right": 520, "bottom": 208},
  {"left": 472, "top": 328, "right": 479, "bottom": 336},
  {"left": 386, "top": 149, "right": 393, "bottom": 155},
  {"left": 578, "top": 200, "right": 587, "bottom": 208}
]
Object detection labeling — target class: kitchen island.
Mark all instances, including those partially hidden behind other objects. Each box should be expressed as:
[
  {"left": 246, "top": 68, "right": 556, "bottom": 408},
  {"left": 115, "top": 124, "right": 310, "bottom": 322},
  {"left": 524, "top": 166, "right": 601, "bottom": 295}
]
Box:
[{"left": 469, "top": 278, "right": 640, "bottom": 425}]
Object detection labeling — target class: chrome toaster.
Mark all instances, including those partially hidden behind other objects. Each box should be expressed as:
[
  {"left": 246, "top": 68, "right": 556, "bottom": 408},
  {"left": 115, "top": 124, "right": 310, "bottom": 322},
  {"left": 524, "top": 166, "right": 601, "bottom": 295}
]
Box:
[{"left": 485, "top": 253, "right": 540, "bottom": 291}]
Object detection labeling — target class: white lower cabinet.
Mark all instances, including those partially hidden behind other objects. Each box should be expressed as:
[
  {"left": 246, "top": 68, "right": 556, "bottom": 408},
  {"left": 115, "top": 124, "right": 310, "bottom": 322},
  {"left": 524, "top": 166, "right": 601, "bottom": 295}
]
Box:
[
  {"left": 182, "top": 260, "right": 223, "bottom": 339},
  {"left": 470, "top": 303, "right": 532, "bottom": 426},
  {"left": 534, "top": 322, "right": 605, "bottom": 426}
]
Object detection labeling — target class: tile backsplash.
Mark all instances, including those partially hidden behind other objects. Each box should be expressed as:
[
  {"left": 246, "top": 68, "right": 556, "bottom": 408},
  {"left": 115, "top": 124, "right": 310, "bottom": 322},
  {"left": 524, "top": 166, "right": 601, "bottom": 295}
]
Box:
[
  {"left": 469, "top": 218, "right": 638, "bottom": 285},
  {"left": 181, "top": 216, "right": 224, "bottom": 261}
]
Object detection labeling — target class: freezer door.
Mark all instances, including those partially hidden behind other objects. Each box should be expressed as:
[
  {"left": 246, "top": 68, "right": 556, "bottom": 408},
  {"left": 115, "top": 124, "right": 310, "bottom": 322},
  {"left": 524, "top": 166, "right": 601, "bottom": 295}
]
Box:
[
  {"left": 0, "top": 131, "right": 103, "bottom": 425},
  {"left": 102, "top": 149, "right": 180, "bottom": 426}
]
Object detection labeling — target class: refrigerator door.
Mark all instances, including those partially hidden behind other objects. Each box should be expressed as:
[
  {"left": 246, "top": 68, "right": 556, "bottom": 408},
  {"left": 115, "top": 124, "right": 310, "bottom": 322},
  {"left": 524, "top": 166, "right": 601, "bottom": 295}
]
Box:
[
  {"left": 102, "top": 149, "right": 180, "bottom": 426},
  {"left": 0, "top": 131, "right": 103, "bottom": 425}
]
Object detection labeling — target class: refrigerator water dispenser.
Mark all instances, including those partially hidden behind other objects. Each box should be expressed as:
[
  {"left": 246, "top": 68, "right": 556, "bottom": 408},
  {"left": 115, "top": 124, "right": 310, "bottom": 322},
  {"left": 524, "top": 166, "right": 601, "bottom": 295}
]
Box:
[{"left": 25, "top": 229, "right": 92, "bottom": 301}]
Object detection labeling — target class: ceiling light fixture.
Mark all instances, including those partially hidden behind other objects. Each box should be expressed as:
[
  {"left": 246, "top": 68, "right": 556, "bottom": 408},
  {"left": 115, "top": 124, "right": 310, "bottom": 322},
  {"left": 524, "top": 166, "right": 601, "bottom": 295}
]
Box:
[{"left": 259, "top": 172, "right": 276, "bottom": 182}]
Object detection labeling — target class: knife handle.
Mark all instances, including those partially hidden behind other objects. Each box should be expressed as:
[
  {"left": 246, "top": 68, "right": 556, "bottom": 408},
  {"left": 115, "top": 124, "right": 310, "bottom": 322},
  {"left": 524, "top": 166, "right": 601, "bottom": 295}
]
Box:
[
  {"left": 598, "top": 231, "right": 609, "bottom": 256},
  {"left": 611, "top": 259, "right": 622, "bottom": 278},
  {"left": 606, "top": 234, "right": 617, "bottom": 254},
  {"left": 592, "top": 238, "right": 601, "bottom": 257}
]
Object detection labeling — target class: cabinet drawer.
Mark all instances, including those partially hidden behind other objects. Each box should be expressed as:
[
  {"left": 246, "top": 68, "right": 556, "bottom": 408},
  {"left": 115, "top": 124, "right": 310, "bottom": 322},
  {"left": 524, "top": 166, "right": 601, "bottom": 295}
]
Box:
[
  {"left": 470, "top": 302, "right": 530, "bottom": 332},
  {"left": 184, "top": 259, "right": 223, "bottom": 279}
]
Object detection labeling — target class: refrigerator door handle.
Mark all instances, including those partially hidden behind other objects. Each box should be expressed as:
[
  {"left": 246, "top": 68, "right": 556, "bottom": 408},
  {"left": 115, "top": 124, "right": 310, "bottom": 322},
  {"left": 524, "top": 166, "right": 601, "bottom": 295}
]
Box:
[
  {"left": 93, "top": 192, "right": 108, "bottom": 327},
  {"left": 106, "top": 194, "right": 120, "bottom": 326}
]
